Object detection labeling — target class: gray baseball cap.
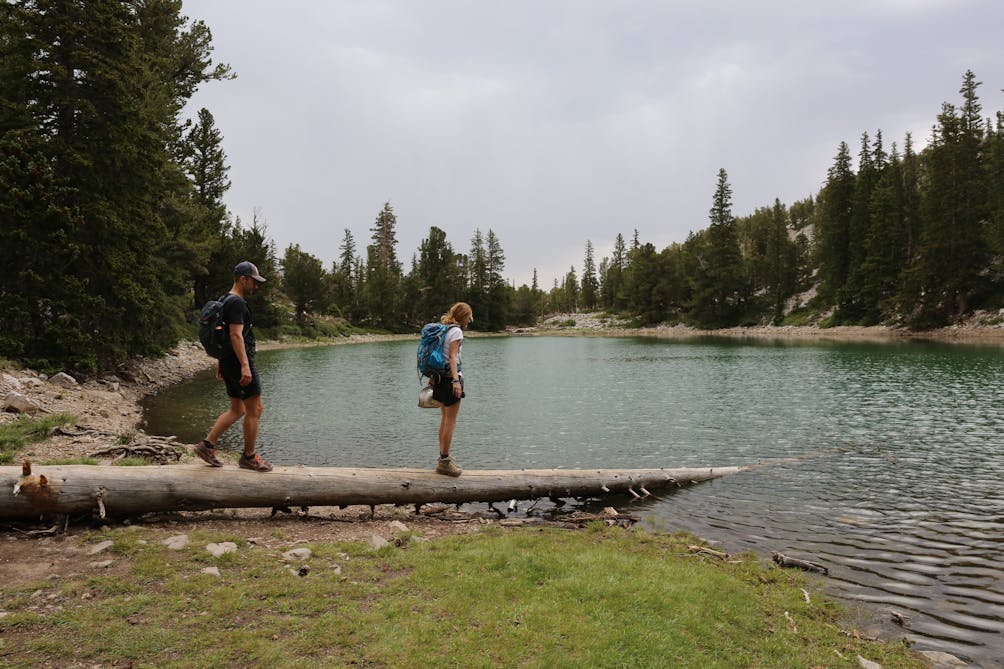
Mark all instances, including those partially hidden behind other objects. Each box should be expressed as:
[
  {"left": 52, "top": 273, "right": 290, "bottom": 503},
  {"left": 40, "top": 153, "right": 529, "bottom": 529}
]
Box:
[{"left": 234, "top": 261, "right": 266, "bottom": 283}]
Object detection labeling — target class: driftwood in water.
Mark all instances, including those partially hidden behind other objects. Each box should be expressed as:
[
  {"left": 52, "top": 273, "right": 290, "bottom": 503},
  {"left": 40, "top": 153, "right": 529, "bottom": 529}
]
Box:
[
  {"left": 1, "top": 461, "right": 744, "bottom": 521},
  {"left": 771, "top": 551, "right": 828, "bottom": 575}
]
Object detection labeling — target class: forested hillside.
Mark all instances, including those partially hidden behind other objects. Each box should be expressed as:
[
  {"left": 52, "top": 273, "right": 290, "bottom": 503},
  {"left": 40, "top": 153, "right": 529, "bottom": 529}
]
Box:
[{"left": 2, "top": 2, "right": 1001, "bottom": 375}]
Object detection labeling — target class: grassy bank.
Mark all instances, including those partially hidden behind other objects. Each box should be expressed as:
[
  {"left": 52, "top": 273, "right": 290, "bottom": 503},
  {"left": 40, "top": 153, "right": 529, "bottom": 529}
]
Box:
[
  {"left": 0, "top": 414, "right": 75, "bottom": 465},
  {"left": 0, "top": 525, "right": 926, "bottom": 668}
]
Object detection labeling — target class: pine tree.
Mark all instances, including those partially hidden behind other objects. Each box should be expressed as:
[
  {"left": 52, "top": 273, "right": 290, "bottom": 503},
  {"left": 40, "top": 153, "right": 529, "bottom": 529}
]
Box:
[
  {"left": 562, "top": 266, "right": 579, "bottom": 312},
  {"left": 482, "top": 230, "right": 509, "bottom": 330},
  {"left": 815, "top": 142, "right": 855, "bottom": 306},
  {"left": 281, "top": 244, "right": 328, "bottom": 320},
  {"left": 987, "top": 112, "right": 1004, "bottom": 275},
  {"left": 414, "top": 226, "right": 461, "bottom": 322},
  {"left": 836, "top": 132, "right": 881, "bottom": 322},
  {"left": 911, "top": 71, "right": 990, "bottom": 325},
  {"left": 330, "top": 228, "right": 357, "bottom": 318},
  {"left": 364, "top": 202, "right": 402, "bottom": 329},
  {"left": 603, "top": 233, "right": 628, "bottom": 310},
  {"left": 0, "top": 129, "right": 97, "bottom": 370},
  {"left": 466, "top": 229, "right": 488, "bottom": 321},
  {"left": 691, "top": 169, "right": 743, "bottom": 328},
  {"left": 0, "top": 0, "right": 232, "bottom": 371},
  {"left": 858, "top": 144, "right": 907, "bottom": 323},
  {"left": 580, "top": 240, "right": 599, "bottom": 310},
  {"left": 184, "top": 107, "right": 232, "bottom": 307}
]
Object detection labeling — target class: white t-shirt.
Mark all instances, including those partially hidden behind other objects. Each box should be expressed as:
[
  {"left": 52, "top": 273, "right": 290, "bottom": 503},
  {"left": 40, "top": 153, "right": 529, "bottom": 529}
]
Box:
[{"left": 443, "top": 326, "right": 463, "bottom": 372}]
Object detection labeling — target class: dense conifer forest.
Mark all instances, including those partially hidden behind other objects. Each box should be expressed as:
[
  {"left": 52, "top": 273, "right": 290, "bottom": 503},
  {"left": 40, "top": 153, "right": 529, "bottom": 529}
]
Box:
[{"left": 2, "top": 2, "right": 1002, "bottom": 374}]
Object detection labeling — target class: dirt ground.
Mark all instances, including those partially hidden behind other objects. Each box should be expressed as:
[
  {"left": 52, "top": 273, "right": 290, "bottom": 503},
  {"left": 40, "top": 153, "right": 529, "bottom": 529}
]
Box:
[{"left": 3, "top": 321, "right": 1004, "bottom": 584}]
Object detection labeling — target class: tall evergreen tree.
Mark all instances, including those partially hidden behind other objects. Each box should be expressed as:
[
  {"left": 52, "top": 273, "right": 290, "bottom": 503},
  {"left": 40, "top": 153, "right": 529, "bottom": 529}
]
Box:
[
  {"left": 603, "top": 233, "right": 628, "bottom": 310},
  {"left": 764, "top": 199, "right": 797, "bottom": 324},
  {"left": 330, "top": 228, "right": 357, "bottom": 318},
  {"left": 691, "top": 168, "right": 743, "bottom": 328},
  {"left": 184, "top": 107, "right": 232, "bottom": 308},
  {"left": 987, "top": 112, "right": 1004, "bottom": 278},
  {"left": 815, "top": 142, "right": 855, "bottom": 307},
  {"left": 562, "top": 266, "right": 579, "bottom": 312},
  {"left": 858, "top": 145, "right": 907, "bottom": 323},
  {"left": 413, "top": 226, "right": 461, "bottom": 322},
  {"left": 466, "top": 229, "right": 488, "bottom": 321},
  {"left": 0, "top": 0, "right": 232, "bottom": 371},
  {"left": 364, "top": 202, "right": 402, "bottom": 328},
  {"left": 836, "top": 132, "right": 881, "bottom": 322},
  {"left": 580, "top": 240, "right": 599, "bottom": 310},
  {"left": 910, "top": 71, "right": 990, "bottom": 325},
  {"left": 0, "top": 129, "right": 96, "bottom": 370},
  {"left": 482, "top": 230, "right": 509, "bottom": 330}
]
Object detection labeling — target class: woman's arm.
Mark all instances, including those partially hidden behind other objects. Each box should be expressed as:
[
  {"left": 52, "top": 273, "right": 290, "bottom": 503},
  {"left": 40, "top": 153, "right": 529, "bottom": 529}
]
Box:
[{"left": 448, "top": 339, "right": 462, "bottom": 396}]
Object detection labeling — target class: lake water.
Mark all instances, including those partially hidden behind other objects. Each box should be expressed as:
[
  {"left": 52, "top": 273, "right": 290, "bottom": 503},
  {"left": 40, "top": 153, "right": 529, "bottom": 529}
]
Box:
[{"left": 142, "top": 335, "right": 1004, "bottom": 668}]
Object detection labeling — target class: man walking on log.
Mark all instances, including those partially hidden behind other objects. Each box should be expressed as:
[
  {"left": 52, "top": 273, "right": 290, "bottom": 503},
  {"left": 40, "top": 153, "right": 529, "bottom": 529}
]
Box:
[{"left": 194, "top": 261, "right": 273, "bottom": 472}]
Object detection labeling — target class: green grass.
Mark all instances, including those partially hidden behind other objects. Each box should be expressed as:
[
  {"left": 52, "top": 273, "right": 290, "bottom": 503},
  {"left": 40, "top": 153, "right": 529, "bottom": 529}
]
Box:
[
  {"left": 37, "top": 456, "right": 100, "bottom": 466},
  {"left": 0, "top": 525, "right": 928, "bottom": 669},
  {"left": 0, "top": 413, "right": 75, "bottom": 464}
]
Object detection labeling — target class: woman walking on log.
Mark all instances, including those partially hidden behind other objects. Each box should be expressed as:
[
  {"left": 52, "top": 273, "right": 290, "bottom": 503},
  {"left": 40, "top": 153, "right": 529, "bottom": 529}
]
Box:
[{"left": 432, "top": 302, "right": 473, "bottom": 476}]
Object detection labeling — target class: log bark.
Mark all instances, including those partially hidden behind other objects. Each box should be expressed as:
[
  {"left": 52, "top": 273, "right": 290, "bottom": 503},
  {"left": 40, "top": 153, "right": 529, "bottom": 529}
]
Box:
[{"left": 1, "top": 463, "right": 744, "bottom": 521}]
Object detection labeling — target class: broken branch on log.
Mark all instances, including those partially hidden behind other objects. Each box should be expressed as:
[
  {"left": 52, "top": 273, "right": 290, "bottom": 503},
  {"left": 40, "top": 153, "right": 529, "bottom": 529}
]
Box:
[
  {"left": 687, "top": 545, "right": 729, "bottom": 560},
  {"left": 772, "top": 551, "right": 828, "bottom": 575}
]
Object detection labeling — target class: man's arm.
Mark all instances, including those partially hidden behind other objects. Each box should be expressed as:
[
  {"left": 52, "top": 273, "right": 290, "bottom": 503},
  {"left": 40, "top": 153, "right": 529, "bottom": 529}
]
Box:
[{"left": 229, "top": 323, "right": 252, "bottom": 386}]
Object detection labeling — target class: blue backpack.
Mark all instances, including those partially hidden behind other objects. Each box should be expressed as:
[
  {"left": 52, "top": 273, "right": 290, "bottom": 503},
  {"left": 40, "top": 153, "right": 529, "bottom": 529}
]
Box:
[{"left": 417, "top": 323, "right": 458, "bottom": 378}]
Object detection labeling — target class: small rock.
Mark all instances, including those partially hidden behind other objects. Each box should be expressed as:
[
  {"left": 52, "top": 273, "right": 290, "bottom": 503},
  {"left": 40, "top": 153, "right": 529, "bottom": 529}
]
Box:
[
  {"left": 48, "top": 372, "right": 78, "bottom": 389},
  {"left": 1, "top": 373, "right": 22, "bottom": 390},
  {"left": 918, "top": 651, "right": 970, "bottom": 669},
  {"left": 205, "top": 542, "right": 237, "bottom": 557},
  {"left": 89, "top": 560, "right": 114, "bottom": 569},
  {"left": 369, "top": 535, "right": 390, "bottom": 550},
  {"left": 282, "top": 547, "right": 312, "bottom": 561},
  {"left": 201, "top": 566, "right": 221, "bottom": 577},
  {"left": 387, "top": 520, "right": 409, "bottom": 533},
  {"left": 857, "top": 656, "right": 882, "bottom": 669},
  {"left": 3, "top": 391, "right": 44, "bottom": 414},
  {"left": 162, "top": 534, "right": 189, "bottom": 550},
  {"left": 88, "top": 540, "right": 114, "bottom": 555},
  {"left": 0, "top": 611, "right": 8, "bottom": 619}
]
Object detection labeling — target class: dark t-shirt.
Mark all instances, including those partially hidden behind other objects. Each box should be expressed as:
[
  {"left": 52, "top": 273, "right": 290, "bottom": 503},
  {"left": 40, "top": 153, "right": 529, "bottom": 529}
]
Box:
[{"left": 220, "top": 293, "right": 255, "bottom": 358}]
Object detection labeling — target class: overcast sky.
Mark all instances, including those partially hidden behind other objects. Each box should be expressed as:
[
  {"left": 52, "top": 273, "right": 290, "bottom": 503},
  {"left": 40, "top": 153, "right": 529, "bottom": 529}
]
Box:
[{"left": 181, "top": 0, "right": 1004, "bottom": 287}]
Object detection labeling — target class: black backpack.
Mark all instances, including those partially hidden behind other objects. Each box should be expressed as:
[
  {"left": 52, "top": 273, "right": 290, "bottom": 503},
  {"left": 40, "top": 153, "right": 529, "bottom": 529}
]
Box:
[{"left": 198, "top": 293, "right": 237, "bottom": 359}]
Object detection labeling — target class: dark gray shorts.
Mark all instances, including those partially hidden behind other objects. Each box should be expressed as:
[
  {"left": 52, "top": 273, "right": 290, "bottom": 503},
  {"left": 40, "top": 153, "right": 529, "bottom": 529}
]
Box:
[{"left": 220, "top": 356, "right": 261, "bottom": 399}]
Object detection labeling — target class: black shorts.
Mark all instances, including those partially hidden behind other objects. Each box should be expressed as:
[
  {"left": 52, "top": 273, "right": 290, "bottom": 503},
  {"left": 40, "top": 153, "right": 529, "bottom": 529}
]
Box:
[
  {"left": 431, "top": 374, "right": 464, "bottom": 407},
  {"left": 220, "top": 356, "right": 262, "bottom": 400}
]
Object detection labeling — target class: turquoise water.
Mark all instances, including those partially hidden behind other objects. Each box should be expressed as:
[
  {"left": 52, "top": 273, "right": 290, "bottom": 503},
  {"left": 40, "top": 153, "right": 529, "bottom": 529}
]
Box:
[{"left": 143, "top": 335, "right": 1004, "bottom": 667}]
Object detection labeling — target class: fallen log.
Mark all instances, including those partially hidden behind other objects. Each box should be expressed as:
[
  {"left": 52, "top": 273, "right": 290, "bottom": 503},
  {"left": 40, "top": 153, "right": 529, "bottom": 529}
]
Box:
[{"left": 0, "top": 462, "right": 745, "bottom": 521}]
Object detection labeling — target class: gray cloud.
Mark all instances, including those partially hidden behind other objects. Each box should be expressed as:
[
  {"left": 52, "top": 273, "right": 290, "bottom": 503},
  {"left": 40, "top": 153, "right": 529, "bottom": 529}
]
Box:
[{"left": 183, "top": 0, "right": 1004, "bottom": 285}]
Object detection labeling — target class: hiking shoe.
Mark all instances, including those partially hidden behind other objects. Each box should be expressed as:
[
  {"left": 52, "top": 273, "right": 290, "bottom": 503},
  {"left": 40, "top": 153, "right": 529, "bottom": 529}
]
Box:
[
  {"left": 435, "top": 456, "right": 462, "bottom": 477},
  {"left": 194, "top": 440, "right": 222, "bottom": 467},
  {"left": 239, "top": 452, "right": 273, "bottom": 472}
]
